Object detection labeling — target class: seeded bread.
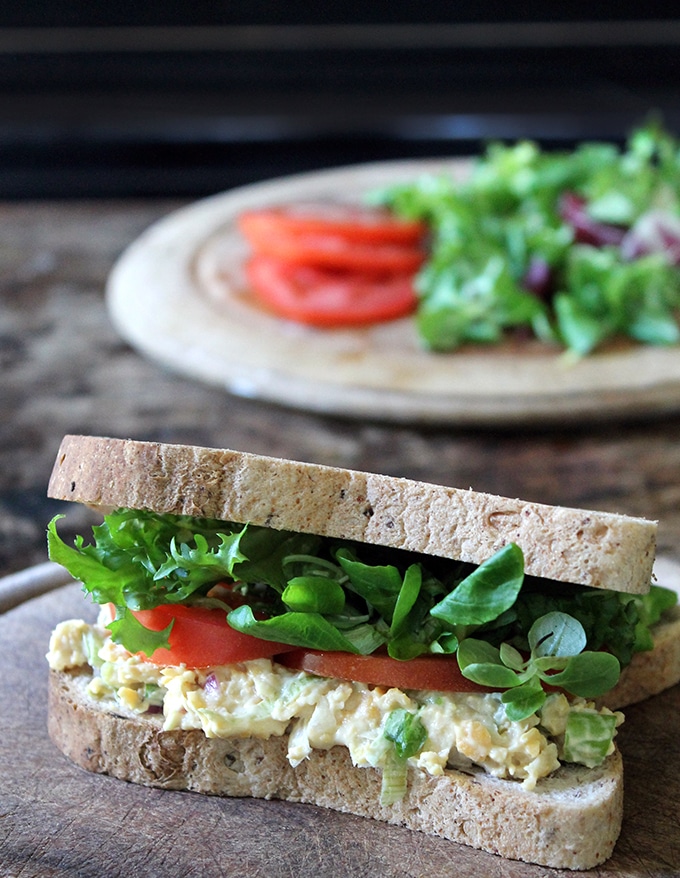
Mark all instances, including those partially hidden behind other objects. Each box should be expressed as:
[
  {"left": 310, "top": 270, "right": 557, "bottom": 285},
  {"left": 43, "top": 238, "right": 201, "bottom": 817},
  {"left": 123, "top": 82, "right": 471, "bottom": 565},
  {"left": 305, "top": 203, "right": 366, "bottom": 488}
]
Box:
[
  {"left": 48, "top": 435, "right": 656, "bottom": 594},
  {"left": 48, "top": 665, "right": 623, "bottom": 871}
]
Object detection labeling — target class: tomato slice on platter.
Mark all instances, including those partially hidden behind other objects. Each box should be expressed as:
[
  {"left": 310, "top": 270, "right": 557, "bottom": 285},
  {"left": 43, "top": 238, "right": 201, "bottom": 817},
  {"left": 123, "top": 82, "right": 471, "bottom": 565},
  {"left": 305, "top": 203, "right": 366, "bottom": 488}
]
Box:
[
  {"left": 238, "top": 205, "right": 427, "bottom": 246},
  {"left": 246, "top": 255, "right": 418, "bottom": 327},
  {"left": 240, "top": 228, "right": 425, "bottom": 274},
  {"left": 278, "top": 648, "right": 494, "bottom": 693},
  {"left": 131, "top": 604, "right": 295, "bottom": 669}
]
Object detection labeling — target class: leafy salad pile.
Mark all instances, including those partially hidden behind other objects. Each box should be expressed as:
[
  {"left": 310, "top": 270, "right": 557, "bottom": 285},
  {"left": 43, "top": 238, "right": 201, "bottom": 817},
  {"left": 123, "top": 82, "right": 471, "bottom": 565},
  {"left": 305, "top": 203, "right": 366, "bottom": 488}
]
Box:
[
  {"left": 371, "top": 121, "right": 680, "bottom": 355},
  {"left": 48, "top": 509, "right": 676, "bottom": 730}
]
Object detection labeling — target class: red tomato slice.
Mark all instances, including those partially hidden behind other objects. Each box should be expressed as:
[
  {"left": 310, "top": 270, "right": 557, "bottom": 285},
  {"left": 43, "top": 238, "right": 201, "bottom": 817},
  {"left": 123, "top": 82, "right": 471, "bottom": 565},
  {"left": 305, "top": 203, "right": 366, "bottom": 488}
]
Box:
[
  {"left": 277, "top": 648, "right": 494, "bottom": 693},
  {"left": 131, "top": 604, "right": 295, "bottom": 669},
  {"left": 241, "top": 228, "right": 425, "bottom": 274},
  {"left": 246, "top": 255, "right": 418, "bottom": 327},
  {"left": 238, "top": 205, "right": 426, "bottom": 245}
]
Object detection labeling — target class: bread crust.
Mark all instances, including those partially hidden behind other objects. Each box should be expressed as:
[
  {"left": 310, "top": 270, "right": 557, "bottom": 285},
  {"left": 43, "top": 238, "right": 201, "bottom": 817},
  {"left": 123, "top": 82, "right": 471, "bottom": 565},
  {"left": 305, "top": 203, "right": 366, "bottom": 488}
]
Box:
[
  {"left": 48, "top": 666, "right": 623, "bottom": 871},
  {"left": 48, "top": 435, "right": 657, "bottom": 593}
]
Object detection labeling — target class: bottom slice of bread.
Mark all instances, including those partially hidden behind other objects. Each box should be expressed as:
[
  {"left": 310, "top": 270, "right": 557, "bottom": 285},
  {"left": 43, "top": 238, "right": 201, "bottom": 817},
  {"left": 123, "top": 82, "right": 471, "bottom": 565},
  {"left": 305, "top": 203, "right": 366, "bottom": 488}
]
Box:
[{"left": 48, "top": 667, "right": 623, "bottom": 870}]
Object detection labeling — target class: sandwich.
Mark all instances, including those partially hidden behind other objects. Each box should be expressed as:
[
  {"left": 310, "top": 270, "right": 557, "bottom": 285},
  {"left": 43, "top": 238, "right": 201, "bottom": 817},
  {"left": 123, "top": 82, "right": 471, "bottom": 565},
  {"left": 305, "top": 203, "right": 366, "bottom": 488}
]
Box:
[{"left": 44, "top": 435, "right": 680, "bottom": 870}]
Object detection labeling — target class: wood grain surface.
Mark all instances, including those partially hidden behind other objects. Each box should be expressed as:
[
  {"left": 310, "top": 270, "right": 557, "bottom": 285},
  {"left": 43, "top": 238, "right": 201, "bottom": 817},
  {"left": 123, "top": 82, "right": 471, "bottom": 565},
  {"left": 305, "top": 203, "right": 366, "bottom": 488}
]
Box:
[{"left": 0, "top": 581, "right": 679, "bottom": 878}]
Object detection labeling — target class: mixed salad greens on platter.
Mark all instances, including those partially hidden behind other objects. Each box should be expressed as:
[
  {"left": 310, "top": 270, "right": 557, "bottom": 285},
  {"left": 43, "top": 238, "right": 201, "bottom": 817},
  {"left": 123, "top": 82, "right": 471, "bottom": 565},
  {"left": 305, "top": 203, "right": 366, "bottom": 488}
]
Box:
[{"left": 371, "top": 120, "right": 680, "bottom": 355}]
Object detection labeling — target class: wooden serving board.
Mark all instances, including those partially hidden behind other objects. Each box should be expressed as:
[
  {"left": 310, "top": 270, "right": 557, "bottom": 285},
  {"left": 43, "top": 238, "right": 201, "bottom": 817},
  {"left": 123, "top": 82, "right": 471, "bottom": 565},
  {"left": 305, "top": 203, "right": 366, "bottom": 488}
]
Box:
[
  {"left": 2, "top": 570, "right": 680, "bottom": 878},
  {"left": 106, "top": 159, "right": 680, "bottom": 426}
]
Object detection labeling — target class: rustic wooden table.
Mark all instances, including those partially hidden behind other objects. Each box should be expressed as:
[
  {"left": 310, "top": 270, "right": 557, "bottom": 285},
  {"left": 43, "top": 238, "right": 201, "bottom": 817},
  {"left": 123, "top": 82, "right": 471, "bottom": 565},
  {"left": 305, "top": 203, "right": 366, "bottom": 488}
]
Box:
[{"left": 2, "top": 199, "right": 680, "bottom": 877}]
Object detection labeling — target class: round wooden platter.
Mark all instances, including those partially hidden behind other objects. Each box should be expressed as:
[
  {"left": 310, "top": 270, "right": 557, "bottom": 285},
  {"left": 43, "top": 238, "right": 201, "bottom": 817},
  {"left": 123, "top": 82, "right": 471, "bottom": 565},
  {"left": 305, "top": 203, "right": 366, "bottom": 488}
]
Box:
[
  {"left": 106, "top": 159, "right": 680, "bottom": 426},
  {"left": 2, "top": 560, "right": 680, "bottom": 877}
]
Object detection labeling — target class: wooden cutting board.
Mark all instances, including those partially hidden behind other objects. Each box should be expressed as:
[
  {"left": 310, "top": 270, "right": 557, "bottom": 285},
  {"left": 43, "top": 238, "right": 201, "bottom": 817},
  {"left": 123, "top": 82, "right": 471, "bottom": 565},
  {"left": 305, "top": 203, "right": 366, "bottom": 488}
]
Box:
[{"left": 2, "top": 578, "right": 680, "bottom": 878}]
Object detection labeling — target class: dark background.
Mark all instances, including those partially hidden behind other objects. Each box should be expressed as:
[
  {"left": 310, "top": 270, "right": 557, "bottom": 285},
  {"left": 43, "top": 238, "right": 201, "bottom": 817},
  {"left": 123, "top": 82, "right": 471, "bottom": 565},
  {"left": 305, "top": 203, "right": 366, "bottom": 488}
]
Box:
[{"left": 2, "top": 3, "right": 680, "bottom": 198}]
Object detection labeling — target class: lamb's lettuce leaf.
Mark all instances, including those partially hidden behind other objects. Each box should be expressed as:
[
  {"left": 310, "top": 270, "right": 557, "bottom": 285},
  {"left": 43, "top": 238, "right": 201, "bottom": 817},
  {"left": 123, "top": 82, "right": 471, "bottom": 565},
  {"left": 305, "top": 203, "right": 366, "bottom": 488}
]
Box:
[
  {"left": 335, "top": 549, "right": 404, "bottom": 622},
  {"left": 510, "top": 580, "right": 677, "bottom": 666},
  {"left": 458, "top": 612, "right": 622, "bottom": 720},
  {"left": 430, "top": 542, "right": 524, "bottom": 627}
]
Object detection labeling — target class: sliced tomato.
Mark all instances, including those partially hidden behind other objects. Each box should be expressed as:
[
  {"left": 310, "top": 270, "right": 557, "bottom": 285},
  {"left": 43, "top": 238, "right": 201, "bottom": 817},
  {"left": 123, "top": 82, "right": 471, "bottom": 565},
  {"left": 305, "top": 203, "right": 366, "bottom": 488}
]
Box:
[
  {"left": 246, "top": 255, "right": 418, "bottom": 327},
  {"left": 277, "top": 648, "right": 494, "bottom": 693},
  {"left": 238, "top": 205, "right": 426, "bottom": 245},
  {"left": 131, "top": 604, "right": 295, "bottom": 669},
  {"left": 241, "top": 228, "right": 425, "bottom": 274}
]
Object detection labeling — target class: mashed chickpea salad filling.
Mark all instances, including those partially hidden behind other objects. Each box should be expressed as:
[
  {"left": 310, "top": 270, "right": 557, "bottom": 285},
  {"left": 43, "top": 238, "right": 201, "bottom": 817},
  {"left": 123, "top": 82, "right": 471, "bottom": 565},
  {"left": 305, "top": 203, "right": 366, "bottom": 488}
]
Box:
[{"left": 46, "top": 509, "right": 676, "bottom": 804}]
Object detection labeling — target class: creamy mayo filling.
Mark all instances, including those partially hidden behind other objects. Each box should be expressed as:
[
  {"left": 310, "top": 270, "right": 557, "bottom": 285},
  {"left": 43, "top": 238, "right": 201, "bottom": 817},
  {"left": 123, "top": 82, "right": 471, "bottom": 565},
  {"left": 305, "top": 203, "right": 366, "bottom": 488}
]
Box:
[{"left": 47, "top": 618, "right": 622, "bottom": 790}]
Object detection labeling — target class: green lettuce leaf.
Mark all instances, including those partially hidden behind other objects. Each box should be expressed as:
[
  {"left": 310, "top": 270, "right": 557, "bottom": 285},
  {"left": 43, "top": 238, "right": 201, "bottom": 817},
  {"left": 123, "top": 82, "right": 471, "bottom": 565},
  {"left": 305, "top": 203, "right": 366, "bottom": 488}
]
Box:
[
  {"left": 335, "top": 548, "right": 404, "bottom": 622},
  {"left": 430, "top": 542, "right": 524, "bottom": 626},
  {"left": 458, "top": 610, "right": 622, "bottom": 721},
  {"left": 226, "top": 604, "right": 384, "bottom": 655}
]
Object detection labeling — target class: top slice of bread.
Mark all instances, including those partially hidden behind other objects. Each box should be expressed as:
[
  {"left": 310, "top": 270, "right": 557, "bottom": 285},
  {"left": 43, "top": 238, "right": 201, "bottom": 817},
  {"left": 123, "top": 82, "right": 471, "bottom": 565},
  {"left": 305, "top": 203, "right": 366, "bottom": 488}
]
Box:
[{"left": 48, "top": 434, "right": 657, "bottom": 594}]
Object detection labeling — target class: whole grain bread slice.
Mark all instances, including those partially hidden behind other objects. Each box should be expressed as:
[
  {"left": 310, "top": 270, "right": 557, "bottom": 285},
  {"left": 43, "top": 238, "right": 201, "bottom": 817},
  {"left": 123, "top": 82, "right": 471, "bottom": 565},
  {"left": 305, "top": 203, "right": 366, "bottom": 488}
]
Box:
[
  {"left": 48, "top": 434, "right": 656, "bottom": 593},
  {"left": 48, "top": 666, "right": 623, "bottom": 871}
]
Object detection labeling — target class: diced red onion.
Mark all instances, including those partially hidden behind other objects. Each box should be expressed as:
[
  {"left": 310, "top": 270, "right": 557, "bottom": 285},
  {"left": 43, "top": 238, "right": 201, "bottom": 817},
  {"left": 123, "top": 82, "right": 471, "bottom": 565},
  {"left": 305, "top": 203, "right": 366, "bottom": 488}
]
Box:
[{"left": 204, "top": 672, "right": 219, "bottom": 697}]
